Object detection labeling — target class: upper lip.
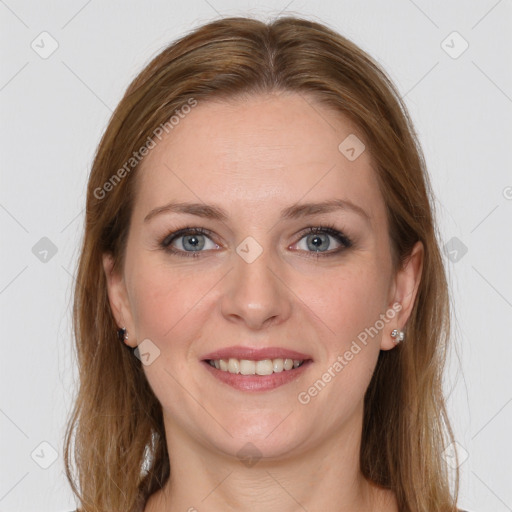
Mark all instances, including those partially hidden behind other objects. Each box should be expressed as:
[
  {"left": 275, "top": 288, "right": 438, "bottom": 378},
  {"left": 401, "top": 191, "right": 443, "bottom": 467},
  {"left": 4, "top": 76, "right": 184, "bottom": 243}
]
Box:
[{"left": 201, "top": 345, "right": 313, "bottom": 361}]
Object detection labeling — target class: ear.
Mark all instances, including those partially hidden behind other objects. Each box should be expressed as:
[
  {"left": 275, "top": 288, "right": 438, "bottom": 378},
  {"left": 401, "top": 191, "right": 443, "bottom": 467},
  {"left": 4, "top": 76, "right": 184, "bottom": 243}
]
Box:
[
  {"left": 102, "top": 252, "right": 137, "bottom": 348},
  {"left": 380, "top": 241, "right": 424, "bottom": 351}
]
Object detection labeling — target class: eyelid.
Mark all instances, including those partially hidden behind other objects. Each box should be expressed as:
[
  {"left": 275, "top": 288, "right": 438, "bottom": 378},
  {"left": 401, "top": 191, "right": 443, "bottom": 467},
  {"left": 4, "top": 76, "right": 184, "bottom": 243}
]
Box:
[
  {"left": 295, "top": 225, "right": 352, "bottom": 248},
  {"left": 161, "top": 226, "right": 215, "bottom": 247}
]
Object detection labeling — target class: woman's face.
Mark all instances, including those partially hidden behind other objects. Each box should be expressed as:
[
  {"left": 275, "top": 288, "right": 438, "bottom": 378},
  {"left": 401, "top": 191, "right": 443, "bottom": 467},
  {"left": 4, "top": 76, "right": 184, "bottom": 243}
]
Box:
[{"left": 104, "top": 92, "right": 420, "bottom": 460}]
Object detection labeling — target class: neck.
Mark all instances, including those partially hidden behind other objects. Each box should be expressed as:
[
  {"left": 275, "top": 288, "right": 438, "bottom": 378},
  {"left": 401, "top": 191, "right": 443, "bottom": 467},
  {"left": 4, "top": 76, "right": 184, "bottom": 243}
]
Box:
[{"left": 145, "top": 405, "right": 397, "bottom": 512}]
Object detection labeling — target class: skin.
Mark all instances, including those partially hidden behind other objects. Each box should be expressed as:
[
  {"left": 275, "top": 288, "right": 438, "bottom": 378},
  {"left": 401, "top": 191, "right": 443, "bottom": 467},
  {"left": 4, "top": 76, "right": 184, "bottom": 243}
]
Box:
[{"left": 103, "top": 91, "right": 423, "bottom": 512}]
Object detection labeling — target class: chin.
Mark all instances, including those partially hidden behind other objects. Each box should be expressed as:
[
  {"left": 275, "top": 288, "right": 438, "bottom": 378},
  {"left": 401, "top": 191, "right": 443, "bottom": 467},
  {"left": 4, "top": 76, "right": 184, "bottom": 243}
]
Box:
[{"left": 204, "top": 413, "right": 311, "bottom": 462}]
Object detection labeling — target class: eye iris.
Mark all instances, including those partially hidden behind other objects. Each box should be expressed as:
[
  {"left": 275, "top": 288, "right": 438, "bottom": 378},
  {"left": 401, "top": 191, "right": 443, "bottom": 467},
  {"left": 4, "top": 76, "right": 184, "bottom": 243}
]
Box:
[
  {"left": 182, "top": 234, "right": 205, "bottom": 251},
  {"left": 307, "top": 233, "right": 329, "bottom": 252}
]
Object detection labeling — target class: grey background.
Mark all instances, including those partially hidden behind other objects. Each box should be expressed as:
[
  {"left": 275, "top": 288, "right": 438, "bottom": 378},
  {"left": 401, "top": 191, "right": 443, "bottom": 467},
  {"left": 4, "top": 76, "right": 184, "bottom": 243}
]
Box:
[{"left": 1, "top": 1, "right": 511, "bottom": 511}]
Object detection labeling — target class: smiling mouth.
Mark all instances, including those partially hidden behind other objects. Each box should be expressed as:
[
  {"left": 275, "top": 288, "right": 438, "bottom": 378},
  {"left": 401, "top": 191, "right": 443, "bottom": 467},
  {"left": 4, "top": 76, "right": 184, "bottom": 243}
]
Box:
[{"left": 205, "top": 357, "right": 308, "bottom": 375}]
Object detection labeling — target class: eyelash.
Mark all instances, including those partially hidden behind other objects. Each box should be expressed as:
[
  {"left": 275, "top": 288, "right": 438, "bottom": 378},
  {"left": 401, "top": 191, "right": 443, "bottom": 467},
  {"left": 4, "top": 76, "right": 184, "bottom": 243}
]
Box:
[{"left": 159, "top": 224, "right": 353, "bottom": 259}]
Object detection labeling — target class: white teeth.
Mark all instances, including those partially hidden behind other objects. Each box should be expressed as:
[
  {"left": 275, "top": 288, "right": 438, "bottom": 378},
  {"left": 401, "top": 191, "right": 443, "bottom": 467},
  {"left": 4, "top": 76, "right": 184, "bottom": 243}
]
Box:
[
  {"left": 228, "top": 358, "right": 240, "bottom": 374},
  {"left": 273, "top": 358, "right": 284, "bottom": 373},
  {"left": 209, "top": 357, "right": 305, "bottom": 375},
  {"left": 256, "top": 359, "right": 273, "bottom": 375},
  {"left": 240, "top": 359, "right": 256, "bottom": 375}
]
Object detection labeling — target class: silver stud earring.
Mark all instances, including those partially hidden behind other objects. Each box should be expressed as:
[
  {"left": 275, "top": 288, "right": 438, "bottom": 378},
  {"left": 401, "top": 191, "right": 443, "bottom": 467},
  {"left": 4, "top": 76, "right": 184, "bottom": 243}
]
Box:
[
  {"left": 117, "top": 327, "right": 128, "bottom": 342},
  {"left": 390, "top": 329, "right": 404, "bottom": 343}
]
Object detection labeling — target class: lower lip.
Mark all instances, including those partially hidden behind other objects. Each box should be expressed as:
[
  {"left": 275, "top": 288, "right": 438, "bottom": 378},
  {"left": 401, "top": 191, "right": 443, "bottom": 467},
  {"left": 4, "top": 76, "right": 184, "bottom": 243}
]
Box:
[{"left": 201, "top": 360, "right": 313, "bottom": 392}]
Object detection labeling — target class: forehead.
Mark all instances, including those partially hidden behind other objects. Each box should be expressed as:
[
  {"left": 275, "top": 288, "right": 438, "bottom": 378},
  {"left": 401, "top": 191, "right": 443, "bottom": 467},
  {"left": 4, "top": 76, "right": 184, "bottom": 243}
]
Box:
[{"left": 134, "top": 92, "right": 385, "bottom": 223}]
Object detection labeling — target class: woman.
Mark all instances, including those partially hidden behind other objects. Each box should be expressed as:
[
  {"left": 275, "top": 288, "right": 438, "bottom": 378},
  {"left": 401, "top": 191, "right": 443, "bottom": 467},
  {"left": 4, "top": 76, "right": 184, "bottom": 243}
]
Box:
[{"left": 64, "top": 15, "right": 466, "bottom": 512}]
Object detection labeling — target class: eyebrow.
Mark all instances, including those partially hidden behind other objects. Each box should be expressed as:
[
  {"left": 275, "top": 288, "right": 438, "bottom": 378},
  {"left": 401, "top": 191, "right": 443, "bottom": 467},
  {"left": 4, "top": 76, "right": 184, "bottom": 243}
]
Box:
[{"left": 144, "top": 199, "right": 371, "bottom": 224}]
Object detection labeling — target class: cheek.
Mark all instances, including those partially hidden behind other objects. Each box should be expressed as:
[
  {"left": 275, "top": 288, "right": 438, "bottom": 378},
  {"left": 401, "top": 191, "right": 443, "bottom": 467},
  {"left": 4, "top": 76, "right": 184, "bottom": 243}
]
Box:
[
  {"left": 125, "top": 259, "right": 218, "bottom": 406},
  {"left": 299, "top": 267, "right": 388, "bottom": 409},
  {"left": 300, "top": 264, "right": 388, "bottom": 385},
  {"left": 126, "top": 257, "right": 213, "bottom": 342},
  {"left": 305, "top": 263, "right": 390, "bottom": 346}
]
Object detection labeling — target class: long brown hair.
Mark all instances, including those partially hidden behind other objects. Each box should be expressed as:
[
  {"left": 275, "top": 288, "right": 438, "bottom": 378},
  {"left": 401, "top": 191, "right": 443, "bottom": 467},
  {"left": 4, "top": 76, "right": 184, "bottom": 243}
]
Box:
[{"left": 64, "top": 16, "right": 459, "bottom": 512}]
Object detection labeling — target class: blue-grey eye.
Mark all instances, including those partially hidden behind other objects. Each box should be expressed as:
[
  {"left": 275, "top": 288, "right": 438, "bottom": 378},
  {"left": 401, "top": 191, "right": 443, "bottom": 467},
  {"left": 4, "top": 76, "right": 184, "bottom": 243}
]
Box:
[
  {"left": 297, "top": 232, "right": 342, "bottom": 253},
  {"left": 162, "top": 229, "right": 218, "bottom": 253},
  {"left": 180, "top": 234, "right": 206, "bottom": 251}
]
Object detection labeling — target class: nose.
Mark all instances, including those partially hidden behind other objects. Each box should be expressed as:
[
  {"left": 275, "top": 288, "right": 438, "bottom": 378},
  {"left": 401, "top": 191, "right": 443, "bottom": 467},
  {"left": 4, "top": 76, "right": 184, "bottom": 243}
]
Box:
[{"left": 220, "top": 244, "right": 292, "bottom": 331}]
